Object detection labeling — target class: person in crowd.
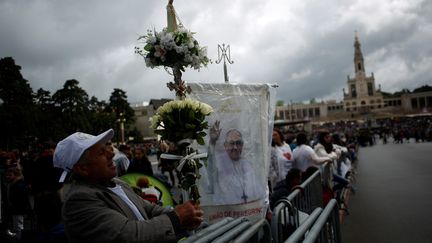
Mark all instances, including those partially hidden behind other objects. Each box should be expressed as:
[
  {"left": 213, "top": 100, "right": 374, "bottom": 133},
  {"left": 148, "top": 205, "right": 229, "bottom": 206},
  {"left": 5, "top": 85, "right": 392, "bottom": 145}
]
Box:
[
  {"left": 54, "top": 129, "right": 203, "bottom": 243},
  {"left": 314, "top": 131, "right": 350, "bottom": 203},
  {"left": 135, "top": 176, "right": 161, "bottom": 205},
  {"left": 20, "top": 191, "right": 67, "bottom": 243},
  {"left": 127, "top": 147, "right": 154, "bottom": 176},
  {"left": 331, "top": 133, "right": 353, "bottom": 178},
  {"left": 113, "top": 144, "right": 131, "bottom": 176},
  {"left": 269, "top": 128, "right": 294, "bottom": 190},
  {"left": 207, "top": 121, "right": 264, "bottom": 204},
  {"left": 269, "top": 168, "right": 302, "bottom": 210},
  {"left": 5, "top": 166, "right": 31, "bottom": 241},
  {"left": 30, "top": 141, "right": 63, "bottom": 195},
  {"left": 292, "top": 132, "right": 331, "bottom": 172}
]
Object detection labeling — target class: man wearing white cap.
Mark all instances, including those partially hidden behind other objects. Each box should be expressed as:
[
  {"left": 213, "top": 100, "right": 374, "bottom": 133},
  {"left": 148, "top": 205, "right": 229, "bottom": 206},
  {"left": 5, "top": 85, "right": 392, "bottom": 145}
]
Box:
[{"left": 54, "top": 129, "right": 203, "bottom": 243}]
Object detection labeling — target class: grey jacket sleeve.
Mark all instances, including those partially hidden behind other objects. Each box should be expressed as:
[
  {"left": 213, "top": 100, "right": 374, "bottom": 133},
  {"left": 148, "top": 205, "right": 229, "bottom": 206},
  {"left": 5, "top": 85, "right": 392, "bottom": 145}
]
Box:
[{"left": 63, "top": 182, "right": 183, "bottom": 243}]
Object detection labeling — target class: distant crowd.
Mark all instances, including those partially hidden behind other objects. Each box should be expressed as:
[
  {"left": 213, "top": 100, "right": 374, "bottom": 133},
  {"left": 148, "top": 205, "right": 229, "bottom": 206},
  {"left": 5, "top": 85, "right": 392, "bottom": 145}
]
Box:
[{"left": 0, "top": 116, "right": 430, "bottom": 242}]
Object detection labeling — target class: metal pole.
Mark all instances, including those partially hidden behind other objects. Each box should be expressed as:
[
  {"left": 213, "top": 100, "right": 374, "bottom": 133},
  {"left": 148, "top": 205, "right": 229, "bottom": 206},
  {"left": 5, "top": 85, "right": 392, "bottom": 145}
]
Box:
[
  {"left": 216, "top": 43, "right": 234, "bottom": 83},
  {"left": 117, "top": 112, "right": 126, "bottom": 145}
]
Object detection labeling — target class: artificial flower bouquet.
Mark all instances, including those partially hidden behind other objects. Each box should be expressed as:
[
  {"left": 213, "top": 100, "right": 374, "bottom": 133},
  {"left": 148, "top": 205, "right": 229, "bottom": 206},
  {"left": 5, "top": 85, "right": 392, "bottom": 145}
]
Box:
[{"left": 135, "top": 27, "right": 210, "bottom": 72}]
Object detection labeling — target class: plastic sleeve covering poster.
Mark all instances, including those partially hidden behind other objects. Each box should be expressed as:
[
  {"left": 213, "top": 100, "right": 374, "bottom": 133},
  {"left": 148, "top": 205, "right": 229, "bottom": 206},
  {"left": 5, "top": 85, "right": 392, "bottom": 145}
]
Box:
[{"left": 188, "top": 83, "right": 276, "bottom": 224}]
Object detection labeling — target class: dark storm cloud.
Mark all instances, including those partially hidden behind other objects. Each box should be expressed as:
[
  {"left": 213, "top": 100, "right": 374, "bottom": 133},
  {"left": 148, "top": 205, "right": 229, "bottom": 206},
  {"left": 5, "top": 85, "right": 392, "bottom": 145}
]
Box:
[{"left": 0, "top": 0, "right": 430, "bottom": 104}]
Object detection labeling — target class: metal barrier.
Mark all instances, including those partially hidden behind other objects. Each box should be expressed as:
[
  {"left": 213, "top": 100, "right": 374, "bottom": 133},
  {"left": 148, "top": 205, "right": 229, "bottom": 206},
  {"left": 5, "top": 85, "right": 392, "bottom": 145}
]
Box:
[
  {"left": 182, "top": 166, "right": 343, "bottom": 243},
  {"left": 272, "top": 169, "right": 324, "bottom": 243},
  {"left": 232, "top": 218, "right": 272, "bottom": 243},
  {"left": 289, "top": 170, "right": 323, "bottom": 214},
  {"left": 320, "top": 161, "right": 335, "bottom": 190},
  {"left": 284, "top": 207, "right": 323, "bottom": 243},
  {"left": 181, "top": 217, "right": 235, "bottom": 243},
  {"left": 212, "top": 220, "right": 252, "bottom": 243},
  {"left": 181, "top": 217, "right": 249, "bottom": 243},
  {"left": 271, "top": 198, "right": 299, "bottom": 243},
  {"left": 303, "top": 199, "right": 341, "bottom": 243},
  {"left": 183, "top": 217, "right": 272, "bottom": 243}
]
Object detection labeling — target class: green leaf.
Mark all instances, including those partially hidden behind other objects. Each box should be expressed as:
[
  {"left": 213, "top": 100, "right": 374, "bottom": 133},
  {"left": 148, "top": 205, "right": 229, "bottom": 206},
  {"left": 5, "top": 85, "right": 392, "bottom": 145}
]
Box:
[
  {"left": 196, "top": 136, "right": 205, "bottom": 145},
  {"left": 144, "top": 44, "right": 153, "bottom": 51},
  {"left": 198, "top": 131, "right": 207, "bottom": 137}
]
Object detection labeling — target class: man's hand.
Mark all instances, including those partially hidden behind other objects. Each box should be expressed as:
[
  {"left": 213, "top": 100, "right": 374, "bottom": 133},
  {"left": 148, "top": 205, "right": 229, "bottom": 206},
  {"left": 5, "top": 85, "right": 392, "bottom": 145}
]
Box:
[
  {"left": 174, "top": 201, "right": 204, "bottom": 230},
  {"left": 209, "top": 120, "right": 222, "bottom": 145}
]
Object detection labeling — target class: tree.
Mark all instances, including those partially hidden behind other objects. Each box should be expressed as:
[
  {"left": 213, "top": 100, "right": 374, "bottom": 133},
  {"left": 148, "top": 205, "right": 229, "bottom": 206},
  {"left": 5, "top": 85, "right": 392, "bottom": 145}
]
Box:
[
  {"left": 0, "top": 57, "right": 36, "bottom": 150},
  {"left": 107, "top": 88, "right": 137, "bottom": 143},
  {"left": 52, "top": 79, "right": 91, "bottom": 136},
  {"left": 276, "top": 100, "right": 285, "bottom": 106},
  {"left": 34, "top": 88, "right": 59, "bottom": 142},
  {"left": 88, "top": 96, "right": 115, "bottom": 135}
]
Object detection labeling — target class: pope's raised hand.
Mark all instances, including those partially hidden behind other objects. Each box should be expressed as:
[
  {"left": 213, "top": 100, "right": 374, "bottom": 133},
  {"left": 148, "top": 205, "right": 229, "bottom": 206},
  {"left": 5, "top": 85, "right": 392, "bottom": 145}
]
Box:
[{"left": 209, "top": 120, "right": 222, "bottom": 145}]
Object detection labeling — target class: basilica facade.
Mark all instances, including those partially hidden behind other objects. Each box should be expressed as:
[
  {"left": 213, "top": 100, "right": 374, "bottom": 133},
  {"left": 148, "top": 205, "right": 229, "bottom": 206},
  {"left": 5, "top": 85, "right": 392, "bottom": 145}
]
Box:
[{"left": 275, "top": 33, "right": 432, "bottom": 124}]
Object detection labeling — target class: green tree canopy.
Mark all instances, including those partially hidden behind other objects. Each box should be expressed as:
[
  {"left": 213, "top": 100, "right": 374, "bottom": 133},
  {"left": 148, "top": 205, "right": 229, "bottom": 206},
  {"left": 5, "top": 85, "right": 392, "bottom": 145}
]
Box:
[
  {"left": 276, "top": 100, "right": 284, "bottom": 106},
  {"left": 52, "top": 79, "right": 91, "bottom": 135},
  {"left": 107, "top": 88, "right": 137, "bottom": 144},
  {"left": 0, "top": 57, "right": 36, "bottom": 149}
]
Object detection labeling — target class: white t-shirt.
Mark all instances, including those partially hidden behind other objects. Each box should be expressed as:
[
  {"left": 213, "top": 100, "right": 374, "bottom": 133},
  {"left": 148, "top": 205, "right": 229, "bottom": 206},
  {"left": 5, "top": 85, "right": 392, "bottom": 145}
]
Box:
[
  {"left": 293, "top": 144, "right": 329, "bottom": 172},
  {"left": 270, "top": 143, "right": 293, "bottom": 187}
]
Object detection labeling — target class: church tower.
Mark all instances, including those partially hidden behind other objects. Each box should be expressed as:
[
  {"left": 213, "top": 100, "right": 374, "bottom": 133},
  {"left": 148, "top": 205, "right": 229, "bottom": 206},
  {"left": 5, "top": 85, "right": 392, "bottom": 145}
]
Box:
[
  {"left": 354, "top": 32, "right": 365, "bottom": 75},
  {"left": 343, "top": 32, "right": 383, "bottom": 114}
]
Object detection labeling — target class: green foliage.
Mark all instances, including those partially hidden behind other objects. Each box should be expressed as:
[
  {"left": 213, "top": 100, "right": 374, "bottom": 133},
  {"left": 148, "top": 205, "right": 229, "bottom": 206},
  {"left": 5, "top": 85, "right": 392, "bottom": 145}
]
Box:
[
  {"left": 0, "top": 57, "right": 36, "bottom": 149},
  {"left": 0, "top": 57, "right": 139, "bottom": 150},
  {"left": 276, "top": 100, "right": 284, "bottom": 106}
]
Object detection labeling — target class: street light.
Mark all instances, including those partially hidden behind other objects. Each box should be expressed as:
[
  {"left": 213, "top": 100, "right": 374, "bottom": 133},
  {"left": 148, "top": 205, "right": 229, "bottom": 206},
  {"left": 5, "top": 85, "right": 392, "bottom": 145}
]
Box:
[
  {"left": 215, "top": 43, "right": 234, "bottom": 83},
  {"left": 117, "top": 112, "right": 126, "bottom": 145}
]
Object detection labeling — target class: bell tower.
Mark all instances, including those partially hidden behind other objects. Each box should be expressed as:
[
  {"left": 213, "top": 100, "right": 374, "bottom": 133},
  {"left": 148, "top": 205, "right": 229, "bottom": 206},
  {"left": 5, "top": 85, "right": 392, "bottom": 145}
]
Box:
[
  {"left": 343, "top": 31, "right": 383, "bottom": 114},
  {"left": 354, "top": 31, "right": 365, "bottom": 76}
]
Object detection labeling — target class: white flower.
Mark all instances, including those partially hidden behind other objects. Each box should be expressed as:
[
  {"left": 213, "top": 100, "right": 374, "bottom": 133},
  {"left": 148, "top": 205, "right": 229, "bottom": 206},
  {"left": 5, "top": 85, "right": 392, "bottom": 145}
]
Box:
[
  {"left": 188, "top": 41, "right": 194, "bottom": 49},
  {"left": 154, "top": 45, "right": 166, "bottom": 58},
  {"left": 136, "top": 27, "right": 210, "bottom": 70},
  {"left": 147, "top": 36, "right": 157, "bottom": 44},
  {"left": 150, "top": 115, "right": 160, "bottom": 129},
  {"left": 184, "top": 54, "right": 193, "bottom": 63},
  {"left": 200, "top": 103, "right": 213, "bottom": 115},
  {"left": 145, "top": 58, "right": 153, "bottom": 68}
]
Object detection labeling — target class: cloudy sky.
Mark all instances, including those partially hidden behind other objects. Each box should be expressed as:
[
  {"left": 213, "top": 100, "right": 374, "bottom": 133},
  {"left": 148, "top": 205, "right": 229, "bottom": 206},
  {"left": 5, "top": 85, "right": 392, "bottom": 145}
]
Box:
[{"left": 1, "top": 0, "right": 431, "bottom": 105}]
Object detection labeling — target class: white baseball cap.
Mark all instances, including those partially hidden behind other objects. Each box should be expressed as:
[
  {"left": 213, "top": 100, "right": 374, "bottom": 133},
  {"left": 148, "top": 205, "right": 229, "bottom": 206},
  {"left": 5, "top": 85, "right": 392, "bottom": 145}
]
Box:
[{"left": 53, "top": 129, "right": 114, "bottom": 182}]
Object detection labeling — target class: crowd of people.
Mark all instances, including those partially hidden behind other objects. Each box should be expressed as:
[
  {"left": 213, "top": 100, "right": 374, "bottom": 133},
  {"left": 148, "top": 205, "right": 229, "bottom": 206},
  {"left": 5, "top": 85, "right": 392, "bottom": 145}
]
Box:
[
  {"left": 268, "top": 128, "right": 357, "bottom": 214},
  {"left": 0, "top": 136, "right": 165, "bottom": 242},
  {"left": 0, "top": 116, "right": 430, "bottom": 242}
]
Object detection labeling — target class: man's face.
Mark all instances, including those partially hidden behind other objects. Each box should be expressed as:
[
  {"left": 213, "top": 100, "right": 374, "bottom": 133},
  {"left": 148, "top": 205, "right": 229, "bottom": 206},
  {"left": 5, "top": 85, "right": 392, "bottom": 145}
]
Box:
[
  {"left": 77, "top": 142, "right": 116, "bottom": 183},
  {"left": 224, "top": 131, "right": 243, "bottom": 161}
]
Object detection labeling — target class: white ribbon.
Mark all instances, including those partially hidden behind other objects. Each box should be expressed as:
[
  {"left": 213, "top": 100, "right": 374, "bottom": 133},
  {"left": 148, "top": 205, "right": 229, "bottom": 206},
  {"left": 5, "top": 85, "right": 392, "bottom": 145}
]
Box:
[
  {"left": 176, "top": 152, "right": 208, "bottom": 172},
  {"left": 159, "top": 152, "right": 208, "bottom": 171}
]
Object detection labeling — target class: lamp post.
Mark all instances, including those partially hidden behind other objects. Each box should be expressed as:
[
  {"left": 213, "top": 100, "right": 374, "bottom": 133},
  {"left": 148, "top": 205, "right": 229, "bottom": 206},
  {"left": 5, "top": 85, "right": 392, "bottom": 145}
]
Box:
[
  {"left": 117, "top": 112, "right": 126, "bottom": 145},
  {"left": 215, "top": 43, "right": 234, "bottom": 83}
]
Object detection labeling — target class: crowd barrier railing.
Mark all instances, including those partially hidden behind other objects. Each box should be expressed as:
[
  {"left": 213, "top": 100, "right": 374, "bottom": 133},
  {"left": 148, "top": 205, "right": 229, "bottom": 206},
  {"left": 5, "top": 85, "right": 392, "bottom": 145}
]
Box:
[
  {"left": 272, "top": 169, "right": 324, "bottom": 243},
  {"left": 321, "top": 161, "right": 335, "bottom": 190},
  {"left": 302, "top": 199, "right": 341, "bottom": 243},
  {"left": 231, "top": 218, "right": 271, "bottom": 243},
  {"left": 271, "top": 198, "right": 299, "bottom": 243},
  {"left": 181, "top": 217, "right": 247, "bottom": 243},
  {"left": 183, "top": 166, "right": 342, "bottom": 243},
  {"left": 284, "top": 207, "right": 323, "bottom": 243},
  {"left": 290, "top": 169, "right": 323, "bottom": 214}
]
